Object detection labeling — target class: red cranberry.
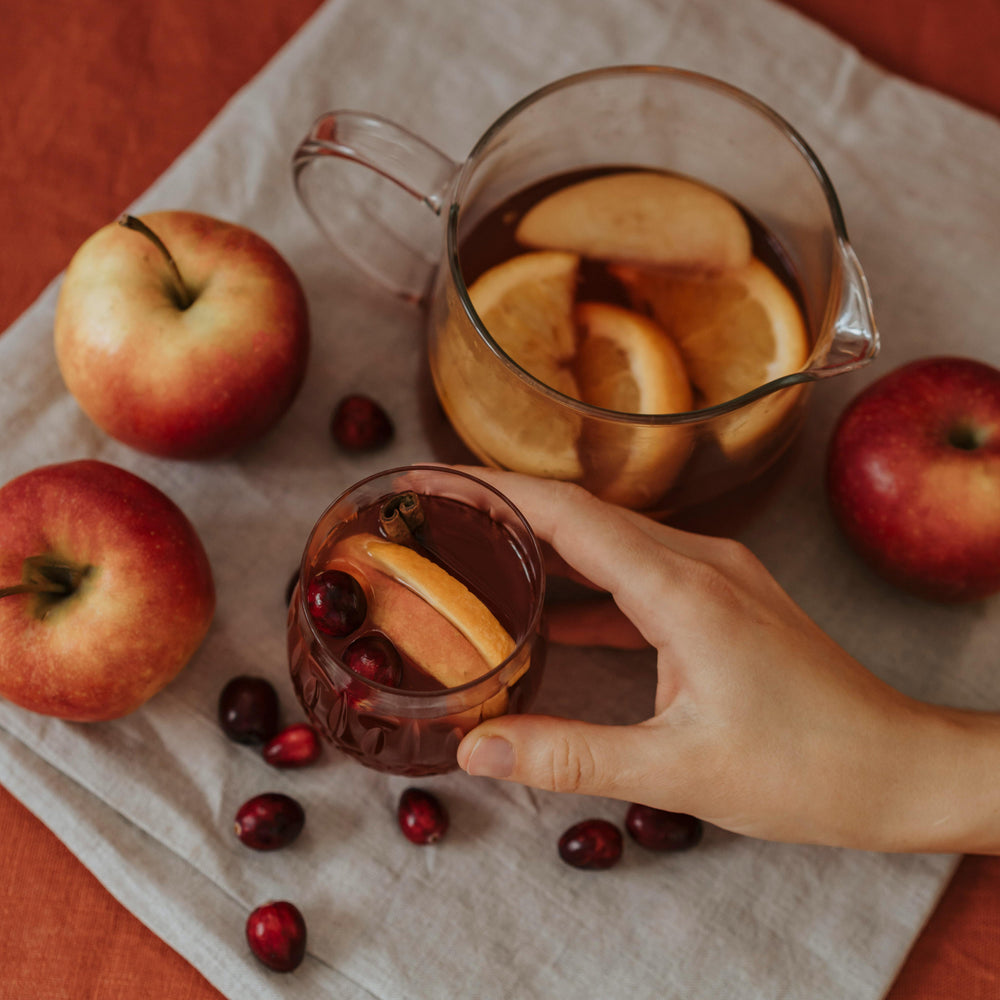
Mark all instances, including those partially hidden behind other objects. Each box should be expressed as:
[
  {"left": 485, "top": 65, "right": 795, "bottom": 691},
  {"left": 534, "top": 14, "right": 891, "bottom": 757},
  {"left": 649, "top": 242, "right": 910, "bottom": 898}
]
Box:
[
  {"left": 246, "top": 901, "right": 307, "bottom": 972},
  {"left": 344, "top": 634, "right": 402, "bottom": 687},
  {"left": 306, "top": 570, "right": 367, "bottom": 636},
  {"left": 234, "top": 793, "right": 305, "bottom": 851},
  {"left": 331, "top": 394, "right": 393, "bottom": 451},
  {"left": 625, "top": 804, "right": 703, "bottom": 851},
  {"left": 218, "top": 675, "right": 280, "bottom": 745},
  {"left": 397, "top": 787, "right": 448, "bottom": 845},
  {"left": 558, "top": 819, "right": 623, "bottom": 870},
  {"left": 263, "top": 723, "right": 322, "bottom": 768}
]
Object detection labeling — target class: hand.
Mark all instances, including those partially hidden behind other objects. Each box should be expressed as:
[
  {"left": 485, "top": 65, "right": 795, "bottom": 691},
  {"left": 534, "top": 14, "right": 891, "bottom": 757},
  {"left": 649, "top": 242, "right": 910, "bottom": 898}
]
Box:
[{"left": 456, "top": 468, "right": 1000, "bottom": 853}]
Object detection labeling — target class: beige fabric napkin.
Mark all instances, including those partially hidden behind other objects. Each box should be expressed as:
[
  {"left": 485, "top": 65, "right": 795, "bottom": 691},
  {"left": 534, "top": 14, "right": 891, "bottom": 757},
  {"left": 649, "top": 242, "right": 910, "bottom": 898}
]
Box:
[{"left": 2, "top": 0, "right": 998, "bottom": 997}]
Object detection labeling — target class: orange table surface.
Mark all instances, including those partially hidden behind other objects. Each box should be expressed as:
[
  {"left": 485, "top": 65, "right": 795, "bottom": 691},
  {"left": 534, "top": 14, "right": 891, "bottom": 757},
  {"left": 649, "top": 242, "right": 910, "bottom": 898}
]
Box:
[{"left": 1, "top": 1, "right": 999, "bottom": 996}]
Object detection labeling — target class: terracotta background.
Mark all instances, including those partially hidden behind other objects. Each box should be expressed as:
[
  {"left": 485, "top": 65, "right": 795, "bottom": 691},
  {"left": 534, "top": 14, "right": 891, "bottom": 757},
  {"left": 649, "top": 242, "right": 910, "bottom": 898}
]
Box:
[{"left": 1, "top": 0, "right": 998, "bottom": 995}]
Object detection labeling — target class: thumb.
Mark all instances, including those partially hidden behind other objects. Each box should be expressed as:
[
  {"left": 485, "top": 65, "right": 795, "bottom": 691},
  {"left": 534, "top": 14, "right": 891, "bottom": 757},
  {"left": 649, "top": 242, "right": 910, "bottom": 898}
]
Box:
[{"left": 457, "top": 714, "right": 658, "bottom": 802}]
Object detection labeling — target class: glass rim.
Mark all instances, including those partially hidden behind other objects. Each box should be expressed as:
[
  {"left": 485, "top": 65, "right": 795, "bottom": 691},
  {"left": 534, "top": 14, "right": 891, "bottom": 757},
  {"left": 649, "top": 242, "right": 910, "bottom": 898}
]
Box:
[
  {"left": 294, "top": 464, "right": 545, "bottom": 711},
  {"left": 445, "top": 64, "right": 851, "bottom": 425}
]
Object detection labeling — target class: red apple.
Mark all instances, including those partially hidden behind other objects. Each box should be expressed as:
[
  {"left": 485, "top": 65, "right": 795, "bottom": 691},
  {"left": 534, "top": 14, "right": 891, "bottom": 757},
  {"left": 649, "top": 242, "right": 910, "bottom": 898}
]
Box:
[
  {"left": 54, "top": 211, "right": 310, "bottom": 459},
  {"left": 0, "top": 460, "right": 215, "bottom": 720},
  {"left": 826, "top": 356, "right": 1000, "bottom": 602}
]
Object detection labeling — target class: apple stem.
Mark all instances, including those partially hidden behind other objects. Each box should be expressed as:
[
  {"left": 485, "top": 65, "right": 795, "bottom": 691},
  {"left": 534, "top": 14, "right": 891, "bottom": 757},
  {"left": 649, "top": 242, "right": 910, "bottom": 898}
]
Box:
[
  {"left": 118, "top": 213, "right": 194, "bottom": 310},
  {"left": 0, "top": 557, "right": 87, "bottom": 603}
]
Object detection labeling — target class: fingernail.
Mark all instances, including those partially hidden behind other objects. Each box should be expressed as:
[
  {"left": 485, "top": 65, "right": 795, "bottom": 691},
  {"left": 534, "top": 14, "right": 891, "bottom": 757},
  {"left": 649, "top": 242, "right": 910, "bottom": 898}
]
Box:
[{"left": 462, "top": 736, "right": 514, "bottom": 778}]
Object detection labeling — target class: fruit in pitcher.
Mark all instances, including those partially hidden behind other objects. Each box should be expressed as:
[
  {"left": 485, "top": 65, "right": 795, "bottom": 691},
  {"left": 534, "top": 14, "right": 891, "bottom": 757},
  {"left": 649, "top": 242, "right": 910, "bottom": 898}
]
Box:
[
  {"left": 516, "top": 171, "right": 752, "bottom": 271},
  {"left": 0, "top": 460, "right": 215, "bottom": 721},
  {"left": 438, "top": 250, "right": 585, "bottom": 480},
  {"left": 614, "top": 257, "right": 809, "bottom": 457},
  {"left": 246, "top": 901, "right": 307, "bottom": 972},
  {"left": 826, "top": 356, "right": 1000, "bottom": 602},
  {"left": 54, "top": 211, "right": 310, "bottom": 459},
  {"left": 575, "top": 302, "right": 693, "bottom": 507}
]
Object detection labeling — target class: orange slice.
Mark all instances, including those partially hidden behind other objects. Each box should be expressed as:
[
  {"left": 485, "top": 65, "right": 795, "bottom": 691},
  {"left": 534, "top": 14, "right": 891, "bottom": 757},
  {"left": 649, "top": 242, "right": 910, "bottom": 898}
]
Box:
[
  {"left": 613, "top": 258, "right": 809, "bottom": 456},
  {"left": 434, "top": 250, "right": 584, "bottom": 480},
  {"left": 574, "top": 302, "right": 693, "bottom": 508},
  {"left": 516, "top": 171, "right": 752, "bottom": 271},
  {"left": 334, "top": 533, "right": 514, "bottom": 687}
]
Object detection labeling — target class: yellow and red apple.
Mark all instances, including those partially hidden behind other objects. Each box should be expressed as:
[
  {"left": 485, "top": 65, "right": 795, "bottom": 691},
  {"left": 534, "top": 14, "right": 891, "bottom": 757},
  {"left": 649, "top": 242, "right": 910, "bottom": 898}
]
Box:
[
  {"left": 54, "top": 211, "right": 310, "bottom": 459},
  {"left": 826, "top": 356, "right": 1000, "bottom": 602},
  {"left": 0, "top": 460, "right": 215, "bottom": 721}
]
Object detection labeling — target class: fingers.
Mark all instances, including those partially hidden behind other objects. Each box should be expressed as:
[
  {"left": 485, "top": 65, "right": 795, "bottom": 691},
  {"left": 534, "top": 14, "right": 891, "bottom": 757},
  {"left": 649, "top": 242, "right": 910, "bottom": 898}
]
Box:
[
  {"left": 453, "top": 466, "right": 701, "bottom": 590},
  {"left": 457, "top": 714, "right": 662, "bottom": 803}
]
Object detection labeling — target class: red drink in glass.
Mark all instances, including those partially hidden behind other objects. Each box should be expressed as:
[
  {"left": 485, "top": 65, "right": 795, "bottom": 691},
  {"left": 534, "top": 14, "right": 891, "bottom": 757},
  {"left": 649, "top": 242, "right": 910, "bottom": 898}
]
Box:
[{"left": 287, "top": 466, "right": 545, "bottom": 776}]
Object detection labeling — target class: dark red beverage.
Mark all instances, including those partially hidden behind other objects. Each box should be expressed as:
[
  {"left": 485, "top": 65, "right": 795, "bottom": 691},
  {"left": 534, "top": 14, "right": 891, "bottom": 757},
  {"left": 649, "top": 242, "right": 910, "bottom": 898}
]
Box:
[{"left": 287, "top": 467, "right": 545, "bottom": 776}]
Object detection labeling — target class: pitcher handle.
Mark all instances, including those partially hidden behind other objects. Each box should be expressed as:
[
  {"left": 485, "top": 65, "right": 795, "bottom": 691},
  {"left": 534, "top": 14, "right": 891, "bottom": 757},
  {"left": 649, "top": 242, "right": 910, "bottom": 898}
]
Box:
[{"left": 293, "top": 112, "right": 460, "bottom": 303}]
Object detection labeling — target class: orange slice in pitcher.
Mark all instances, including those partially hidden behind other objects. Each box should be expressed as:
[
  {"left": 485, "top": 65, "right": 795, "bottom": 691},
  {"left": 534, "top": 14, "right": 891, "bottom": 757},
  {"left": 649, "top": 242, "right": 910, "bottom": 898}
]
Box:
[
  {"left": 574, "top": 302, "right": 694, "bottom": 508},
  {"left": 435, "top": 250, "right": 585, "bottom": 480},
  {"left": 613, "top": 258, "right": 809, "bottom": 457},
  {"left": 516, "top": 171, "right": 752, "bottom": 271},
  {"left": 334, "top": 533, "right": 515, "bottom": 687}
]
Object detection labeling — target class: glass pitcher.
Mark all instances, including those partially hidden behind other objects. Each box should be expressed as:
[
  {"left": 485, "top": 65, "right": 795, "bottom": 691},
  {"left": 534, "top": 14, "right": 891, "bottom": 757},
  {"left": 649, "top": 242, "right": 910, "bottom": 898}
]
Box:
[{"left": 293, "top": 66, "right": 879, "bottom": 517}]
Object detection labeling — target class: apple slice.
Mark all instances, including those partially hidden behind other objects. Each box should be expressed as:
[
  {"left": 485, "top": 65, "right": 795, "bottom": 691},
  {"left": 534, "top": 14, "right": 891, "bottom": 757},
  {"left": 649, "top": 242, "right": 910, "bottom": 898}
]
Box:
[
  {"left": 333, "top": 533, "right": 515, "bottom": 687},
  {"left": 515, "top": 171, "right": 752, "bottom": 271}
]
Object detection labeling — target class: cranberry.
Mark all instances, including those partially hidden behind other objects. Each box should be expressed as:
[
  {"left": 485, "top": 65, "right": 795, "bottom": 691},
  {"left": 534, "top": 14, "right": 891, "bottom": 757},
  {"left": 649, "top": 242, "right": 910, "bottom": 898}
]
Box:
[
  {"left": 218, "top": 675, "right": 280, "bottom": 745},
  {"left": 306, "top": 570, "right": 367, "bottom": 637},
  {"left": 246, "top": 900, "right": 307, "bottom": 972},
  {"left": 234, "top": 793, "right": 305, "bottom": 851},
  {"left": 344, "top": 634, "right": 402, "bottom": 687},
  {"left": 331, "top": 394, "right": 393, "bottom": 451},
  {"left": 625, "top": 804, "right": 703, "bottom": 851},
  {"left": 397, "top": 787, "right": 448, "bottom": 845},
  {"left": 558, "top": 819, "right": 623, "bottom": 870},
  {"left": 263, "top": 723, "right": 322, "bottom": 768}
]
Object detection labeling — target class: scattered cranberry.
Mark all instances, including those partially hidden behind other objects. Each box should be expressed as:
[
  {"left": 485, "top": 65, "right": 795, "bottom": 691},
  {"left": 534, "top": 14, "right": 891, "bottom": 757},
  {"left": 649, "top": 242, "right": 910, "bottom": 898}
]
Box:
[
  {"left": 234, "top": 793, "right": 305, "bottom": 851},
  {"left": 331, "top": 394, "right": 393, "bottom": 451},
  {"left": 263, "top": 723, "right": 322, "bottom": 769},
  {"left": 397, "top": 787, "right": 448, "bottom": 845},
  {"left": 558, "top": 819, "right": 623, "bottom": 870},
  {"left": 218, "top": 675, "right": 280, "bottom": 745},
  {"left": 306, "top": 570, "right": 367, "bottom": 637},
  {"left": 344, "top": 634, "right": 402, "bottom": 687},
  {"left": 246, "top": 900, "right": 307, "bottom": 972},
  {"left": 625, "top": 804, "right": 703, "bottom": 852}
]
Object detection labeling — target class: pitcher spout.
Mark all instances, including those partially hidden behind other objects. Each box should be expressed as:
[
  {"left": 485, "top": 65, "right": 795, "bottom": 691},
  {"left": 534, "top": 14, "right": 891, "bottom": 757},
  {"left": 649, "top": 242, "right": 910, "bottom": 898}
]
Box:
[{"left": 809, "top": 239, "right": 880, "bottom": 378}]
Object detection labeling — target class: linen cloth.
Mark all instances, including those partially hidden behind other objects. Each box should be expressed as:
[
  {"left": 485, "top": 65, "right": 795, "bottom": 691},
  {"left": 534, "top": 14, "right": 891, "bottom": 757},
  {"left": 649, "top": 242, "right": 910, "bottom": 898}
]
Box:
[{"left": 1, "top": 0, "right": 997, "bottom": 997}]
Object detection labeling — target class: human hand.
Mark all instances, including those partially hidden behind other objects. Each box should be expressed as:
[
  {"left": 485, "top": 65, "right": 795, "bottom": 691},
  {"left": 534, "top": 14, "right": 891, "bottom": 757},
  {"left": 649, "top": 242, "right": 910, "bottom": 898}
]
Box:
[{"left": 456, "top": 469, "right": 996, "bottom": 853}]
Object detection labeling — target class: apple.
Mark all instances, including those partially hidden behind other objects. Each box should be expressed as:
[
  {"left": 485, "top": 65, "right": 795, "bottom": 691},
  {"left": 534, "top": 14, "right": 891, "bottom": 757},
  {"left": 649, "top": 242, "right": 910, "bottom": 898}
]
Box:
[
  {"left": 826, "top": 356, "right": 1000, "bottom": 602},
  {"left": 54, "top": 211, "right": 310, "bottom": 459},
  {"left": 0, "top": 460, "right": 215, "bottom": 720}
]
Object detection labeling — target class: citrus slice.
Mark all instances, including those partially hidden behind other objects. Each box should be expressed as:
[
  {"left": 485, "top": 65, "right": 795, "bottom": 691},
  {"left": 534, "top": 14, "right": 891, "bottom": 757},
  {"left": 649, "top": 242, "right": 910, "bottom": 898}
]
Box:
[
  {"left": 613, "top": 258, "right": 810, "bottom": 456},
  {"left": 433, "top": 250, "right": 584, "bottom": 479},
  {"left": 335, "top": 533, "right": 515, "bottom": 687},
  {"left": 515, "top": 171, "right": 752, "bottom": 272},
  {"left": 574, "top": 302, "right": 693, "bottom": 508}
]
